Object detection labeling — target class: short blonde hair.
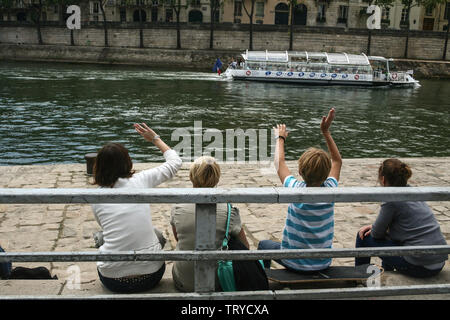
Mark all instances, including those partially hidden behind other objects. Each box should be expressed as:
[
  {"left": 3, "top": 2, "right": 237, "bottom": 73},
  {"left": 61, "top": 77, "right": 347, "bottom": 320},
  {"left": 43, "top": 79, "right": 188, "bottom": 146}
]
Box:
[
  {"left": 298, "top": 147, "right": 331, "bottom": 187},
  {"left": 189, "top": 156, "right": 221, "bottom": 188}
]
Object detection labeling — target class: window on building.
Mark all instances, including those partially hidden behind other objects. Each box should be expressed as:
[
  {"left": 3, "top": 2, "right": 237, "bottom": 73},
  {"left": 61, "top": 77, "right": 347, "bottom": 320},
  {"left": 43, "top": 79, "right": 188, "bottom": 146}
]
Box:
[
  {"left": 275, "top": 3, "right": 289, "bottom": 25},
  {"left": 17, "top": 12, "right": 27, "bottom": 21},
  {"left": 256, "top": 2, "right": 264, "bottom": 17},
  {"left": 382, "top": 7, "right": 390, "bottom": 20},
  {"left": 120, "top": 8, "right": 126, "bottom": 22},
  {"left": 93, "top": 2, "right": 99, "bottom": 14},
  {"left": 54, "top": 5, "right": 58, "bottom": 14},
  {"left": 401, "top": 8, "right": 408, "bottom": 22},
  {"left": 166, "top": 8, "right": 173, "bottom": 22},
  {"left": 317, "top": 4, "right": 326, "bottom": 22},
  {"left": 338, "top": 5, "right": 348, "bottom": 23},
  {"left": 234, "top": 0, "right": 242, "bottom": 16}
]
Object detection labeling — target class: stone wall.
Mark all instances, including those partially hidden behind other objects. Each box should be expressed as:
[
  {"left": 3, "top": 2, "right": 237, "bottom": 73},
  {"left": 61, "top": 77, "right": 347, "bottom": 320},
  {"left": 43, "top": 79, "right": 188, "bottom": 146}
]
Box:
[
  {"left": 1, "top": 24, "right": 450, "bottom": 77},
  {"left": 1, "top": 23, "right": 449, "bottom": 60},
  {"left": 1, "top": 43, "right": 449, "bottom": 78}
]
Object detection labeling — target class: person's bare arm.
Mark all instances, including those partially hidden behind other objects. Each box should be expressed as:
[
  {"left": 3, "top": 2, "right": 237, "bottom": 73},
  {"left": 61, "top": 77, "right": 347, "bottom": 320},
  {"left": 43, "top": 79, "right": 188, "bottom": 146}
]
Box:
[
  {"left": 274, "top": 124, "right": 291, "bottom": 184},
  {"left": 320, "top": 108, "right": 342, "bottom": 182}
]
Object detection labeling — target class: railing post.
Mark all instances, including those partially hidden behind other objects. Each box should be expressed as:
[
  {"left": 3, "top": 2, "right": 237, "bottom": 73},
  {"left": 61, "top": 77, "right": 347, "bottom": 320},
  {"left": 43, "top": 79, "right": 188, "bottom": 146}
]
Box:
[{"left": 194, "top": 203, "right": 217, "bottom": 293}]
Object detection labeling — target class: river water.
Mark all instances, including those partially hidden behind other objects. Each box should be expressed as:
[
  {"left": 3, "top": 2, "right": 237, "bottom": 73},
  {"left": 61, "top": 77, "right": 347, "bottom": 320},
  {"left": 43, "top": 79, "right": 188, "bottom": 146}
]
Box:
[{"left": 0, "top": 61, "right": 449, "bottom": 165}]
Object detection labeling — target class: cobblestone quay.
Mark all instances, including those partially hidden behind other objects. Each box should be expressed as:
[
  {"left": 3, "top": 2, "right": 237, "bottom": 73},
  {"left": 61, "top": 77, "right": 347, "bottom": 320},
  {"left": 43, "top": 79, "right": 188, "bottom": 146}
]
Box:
[{"left": 0, "top": 158, "right": 449, "bottom": 298}]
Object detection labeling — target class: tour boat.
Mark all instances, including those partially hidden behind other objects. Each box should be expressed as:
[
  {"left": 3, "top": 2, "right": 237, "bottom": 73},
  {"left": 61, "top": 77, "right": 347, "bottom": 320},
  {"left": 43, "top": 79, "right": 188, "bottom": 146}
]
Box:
[{"left": 222, "top": 50, "right": 419, "bottom": 87}]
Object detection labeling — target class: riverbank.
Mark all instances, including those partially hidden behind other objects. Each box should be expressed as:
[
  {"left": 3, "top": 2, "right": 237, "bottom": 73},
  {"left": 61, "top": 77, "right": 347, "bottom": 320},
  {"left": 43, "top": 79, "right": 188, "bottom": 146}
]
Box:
[
  {"left": 0, "top": 158, "right": 449, "bottom": 298},
  {"left": 1, "top": 43, "right": 450, "bottom": 78}
]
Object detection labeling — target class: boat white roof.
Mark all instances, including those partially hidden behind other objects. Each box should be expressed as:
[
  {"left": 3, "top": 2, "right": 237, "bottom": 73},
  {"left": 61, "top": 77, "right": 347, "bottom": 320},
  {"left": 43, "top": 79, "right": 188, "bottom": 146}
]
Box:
[{"left": 243, "top": 50, "right": 371, "bottom": 65}]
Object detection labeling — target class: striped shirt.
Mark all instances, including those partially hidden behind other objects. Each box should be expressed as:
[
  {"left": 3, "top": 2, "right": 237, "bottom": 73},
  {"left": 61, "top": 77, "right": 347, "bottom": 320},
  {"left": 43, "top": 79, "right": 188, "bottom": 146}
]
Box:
[{"left": 281, "top": 175, "right": 338, "bottom": 271}]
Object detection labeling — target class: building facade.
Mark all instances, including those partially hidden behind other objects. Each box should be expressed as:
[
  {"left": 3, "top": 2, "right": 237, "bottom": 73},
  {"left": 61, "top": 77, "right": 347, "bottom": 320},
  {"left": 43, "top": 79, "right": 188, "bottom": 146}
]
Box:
[{"left": 1, "top": 0, "right": 448, "bottom": 31}]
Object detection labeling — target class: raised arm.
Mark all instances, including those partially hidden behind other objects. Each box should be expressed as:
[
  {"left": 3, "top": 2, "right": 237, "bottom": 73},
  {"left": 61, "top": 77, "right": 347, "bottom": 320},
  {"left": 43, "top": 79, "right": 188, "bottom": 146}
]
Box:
[
  {"left": 134, "top": 123, "right": 171, "bottom": 153},
  {"left": 320, "top": 108, "right": 342, "bottom": 182},
  {"left": 134, "top": 122, "right": 182, "bottom": 187},
  {"left": 274, "top": 124, "right": 291, "bottom": 184}
]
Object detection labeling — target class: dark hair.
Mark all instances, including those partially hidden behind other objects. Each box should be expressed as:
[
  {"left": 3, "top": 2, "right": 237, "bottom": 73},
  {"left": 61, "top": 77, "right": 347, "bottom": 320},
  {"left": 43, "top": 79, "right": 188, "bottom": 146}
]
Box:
[
  {"left": 93, "top": 143, "right": 135, "bottom": 187},
  {"left": 378, "top": 158, "right": 412, "bottom": 187}
]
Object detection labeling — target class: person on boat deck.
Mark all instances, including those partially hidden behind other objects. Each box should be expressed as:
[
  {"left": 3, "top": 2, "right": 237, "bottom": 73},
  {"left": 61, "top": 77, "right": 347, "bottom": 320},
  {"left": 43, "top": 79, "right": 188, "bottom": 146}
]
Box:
[
  {"left": 91, "top": 123, "right": 182, "bottom": 293},
  {"left": 355, "top": 158, "right": 448, "bottom": 278},
  {"left": 258, "top": 108, "right": 342, "bottom": 273}
]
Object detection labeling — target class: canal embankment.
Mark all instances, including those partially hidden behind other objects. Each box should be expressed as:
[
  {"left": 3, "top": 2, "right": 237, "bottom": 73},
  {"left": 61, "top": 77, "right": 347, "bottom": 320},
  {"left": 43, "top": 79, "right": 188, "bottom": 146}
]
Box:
[{"left": 1, "top": 43, "right": 449, "bottom": 79}]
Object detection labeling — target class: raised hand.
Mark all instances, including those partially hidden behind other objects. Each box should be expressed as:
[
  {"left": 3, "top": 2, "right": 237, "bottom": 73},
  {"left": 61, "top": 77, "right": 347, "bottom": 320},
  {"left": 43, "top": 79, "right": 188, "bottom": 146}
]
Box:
[
  {"left": 134, "top": 123, "right": 158, "bottom": 142},
  {"left": 274, "top": 124, "right": 289, "bottom": 139},
  {"left": 320, "top": 108, "right": 336, "bottom": 133}
]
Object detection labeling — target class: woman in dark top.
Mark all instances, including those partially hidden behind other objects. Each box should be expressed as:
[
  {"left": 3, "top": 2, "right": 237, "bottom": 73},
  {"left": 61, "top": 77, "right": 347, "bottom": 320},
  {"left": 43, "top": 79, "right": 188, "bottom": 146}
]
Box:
[{"left": 355, "top": 158, "right": 448, "bottom": 278}]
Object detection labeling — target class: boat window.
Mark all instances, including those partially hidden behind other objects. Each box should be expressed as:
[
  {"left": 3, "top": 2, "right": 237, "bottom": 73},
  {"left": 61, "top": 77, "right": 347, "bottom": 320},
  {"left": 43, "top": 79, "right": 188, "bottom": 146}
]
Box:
[
  {"left": 388, "top": 60, "right": 397, "bottom": 71},
  {"left": 369, "top": 59, "right": 387, "bottom": 72},
  {"left": 291, "top": 55, "right": 308, "bottom": 63},
  {"left": 247, "top": 62, "right": 266, "bottom": 70},
  {"left": 265, "top": 63, "right": 288, "bottom": 71},
  {"left": 308, "top": 56, "right": 328, "bottom": 64}
]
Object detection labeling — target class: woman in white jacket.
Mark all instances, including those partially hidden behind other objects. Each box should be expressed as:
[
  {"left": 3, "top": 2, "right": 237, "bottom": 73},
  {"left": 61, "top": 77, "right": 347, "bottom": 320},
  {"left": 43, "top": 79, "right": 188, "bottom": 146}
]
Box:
[{"left": 91, "top": 123, "right": 182, "bottom": 293}]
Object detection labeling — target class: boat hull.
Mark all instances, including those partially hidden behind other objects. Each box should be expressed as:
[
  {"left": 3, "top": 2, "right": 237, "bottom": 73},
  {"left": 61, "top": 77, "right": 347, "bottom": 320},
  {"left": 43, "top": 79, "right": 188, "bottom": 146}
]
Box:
[{"left": 223, "top": 68, "right": 419, "bottom": 87}]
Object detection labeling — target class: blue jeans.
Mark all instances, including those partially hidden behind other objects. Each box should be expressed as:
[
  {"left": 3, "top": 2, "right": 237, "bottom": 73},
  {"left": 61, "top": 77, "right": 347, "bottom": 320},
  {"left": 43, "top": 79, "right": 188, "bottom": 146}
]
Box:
[
  {"left": 98, "top": 263, "right": 165, "bottom": 293},
  {"left": 355, "top": 233, "right": 443, "bottom": 278},
  {"left": 257, "top": 240, "right": 325, "bottom": 274},
  {"left": 0, "top": 246, "right": 12, "bottom": 279}
]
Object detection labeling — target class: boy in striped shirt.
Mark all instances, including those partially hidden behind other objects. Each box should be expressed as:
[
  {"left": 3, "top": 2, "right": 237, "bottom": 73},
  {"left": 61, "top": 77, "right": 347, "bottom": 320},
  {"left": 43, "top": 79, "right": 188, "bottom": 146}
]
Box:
[{"left": 258, "top": 108, "right": 342, "bottom": 272}]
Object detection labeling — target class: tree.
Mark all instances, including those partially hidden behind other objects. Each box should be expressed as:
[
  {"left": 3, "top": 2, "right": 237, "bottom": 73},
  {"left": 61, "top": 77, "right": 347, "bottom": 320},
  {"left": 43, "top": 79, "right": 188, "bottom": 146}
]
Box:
[
  {"left": 99, "top": 0, "right": 109, "bottom": 46},
  {"left": 444, "top": 2, "right": 449, "bottom": 60},
  {"left": 242, "top": 0, "right": 256, "bottom": 50},
  {"left": 29, "top": 0, "right": 45, "bottom": 44},
  {"left": 288, "top": 0, "right": 296, "bottom": 51},
  {"left": 123, "top": 0, "right": 147, "bottom": 48},
  {"left": 163, "top": 0, "right": 185, "bottom": 49},
  {"left": 209, "top": 0, "right": 221, "bottom": 49}
]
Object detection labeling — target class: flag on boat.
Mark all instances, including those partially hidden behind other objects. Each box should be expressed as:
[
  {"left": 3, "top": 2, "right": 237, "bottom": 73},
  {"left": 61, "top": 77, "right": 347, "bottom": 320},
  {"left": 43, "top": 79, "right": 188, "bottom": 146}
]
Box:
[{"left": 212, "top": 58, "right": 223, "bottom": 74}]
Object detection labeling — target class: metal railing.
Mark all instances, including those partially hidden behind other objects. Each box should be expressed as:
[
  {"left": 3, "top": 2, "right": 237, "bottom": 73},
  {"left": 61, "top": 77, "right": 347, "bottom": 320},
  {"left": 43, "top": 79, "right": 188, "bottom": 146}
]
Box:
[{"left": 0, "top": 186, "right": 450, "bottom": 299}]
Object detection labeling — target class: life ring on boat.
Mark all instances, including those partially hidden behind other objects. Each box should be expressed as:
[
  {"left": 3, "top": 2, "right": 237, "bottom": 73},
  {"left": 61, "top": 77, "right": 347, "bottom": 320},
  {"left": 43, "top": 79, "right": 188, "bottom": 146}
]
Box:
[
  {"left": 331, "top": 73, "right": 337, "bottom": 78},
  {"left": 342, "top": 74, "right": 348, "bottom": 79},
  {"left": 287, "top": 72, "right": 293, "bottom": 76},
  {"left": 321, "top": 73, "right": 327, "bottom": 78},
  {"left": 298, "top": 72, "right": 305, "bottom": 77},
  {"left": 391, "top": 73, "right": 398, "bottom": 80},
  {"left": 309, "top": 72, "right": 316, "bottom": 77},
  {"left": 265, "top": 71, "right": 271, "bottom": 76},
  {"left": 276, "top": 71, "right": 283, "bottom": 76},
  {"left": 246, "top": 70, "right": 251, "bottom": 76},
  {"left": 354, "top": 74, "right": 360, "bottom": 80}
]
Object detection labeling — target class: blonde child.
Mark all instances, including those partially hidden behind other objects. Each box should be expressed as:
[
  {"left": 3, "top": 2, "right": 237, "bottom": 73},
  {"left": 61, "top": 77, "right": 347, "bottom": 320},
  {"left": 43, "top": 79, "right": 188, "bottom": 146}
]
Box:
[{"left": 170, "top": 156, "right": 250, "bottom": 292}]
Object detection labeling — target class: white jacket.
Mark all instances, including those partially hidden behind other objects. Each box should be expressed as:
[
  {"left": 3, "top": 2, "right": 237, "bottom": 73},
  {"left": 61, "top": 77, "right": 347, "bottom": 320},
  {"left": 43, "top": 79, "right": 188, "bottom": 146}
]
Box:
[{"left": 92, "top": 149, "right": 182, "bottom": 278}]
